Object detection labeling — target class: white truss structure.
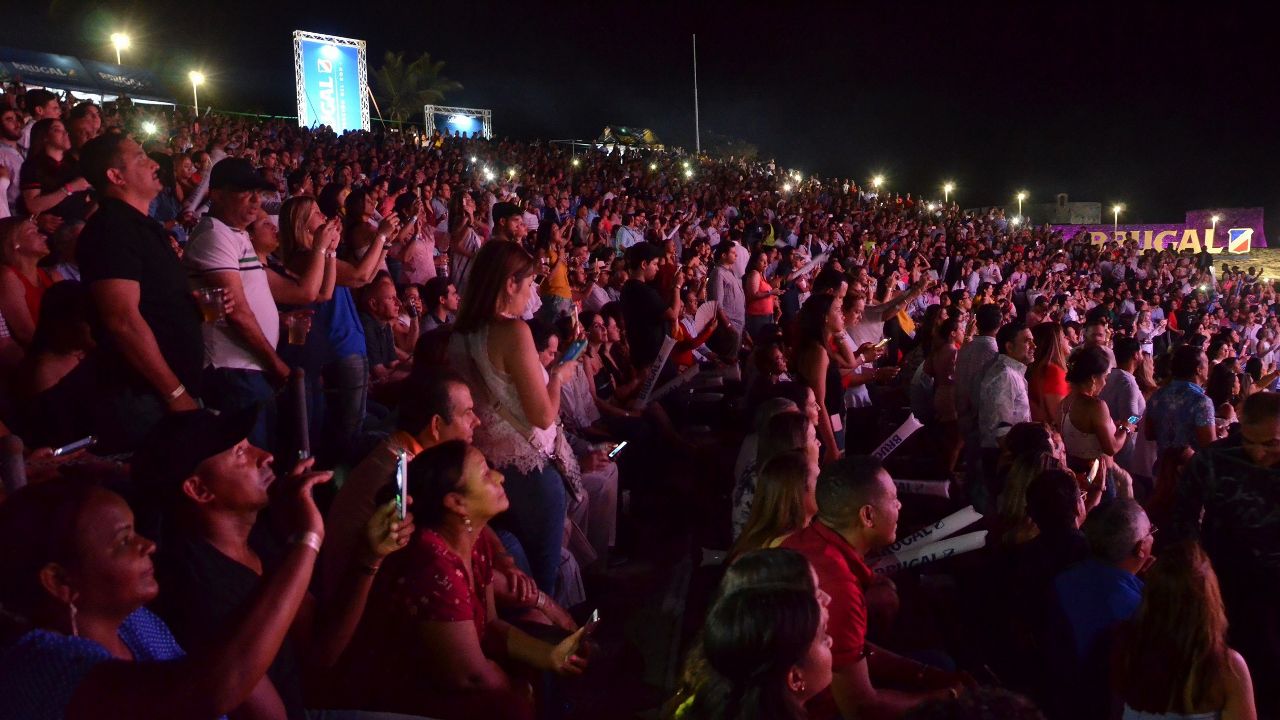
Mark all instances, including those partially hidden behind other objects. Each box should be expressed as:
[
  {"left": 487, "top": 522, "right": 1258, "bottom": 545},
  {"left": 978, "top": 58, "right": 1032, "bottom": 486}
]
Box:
[
  {"left": 424, "top": 104, "right": 493, "bottom": 139},
  {"left": 293, "top": 30, "right": 370, "bottom": 131}
]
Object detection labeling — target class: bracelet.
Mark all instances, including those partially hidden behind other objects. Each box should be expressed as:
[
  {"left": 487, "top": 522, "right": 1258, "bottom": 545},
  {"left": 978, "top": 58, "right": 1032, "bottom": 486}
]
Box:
[
  {"left": 166, "top": 383, "right": 187, "bottom": 401},
  {"left": 290, "top": 531, "right": 322, "bottom": 554},
  {"left": 536, "top": 591, "right": 547, "bottom": 609}
]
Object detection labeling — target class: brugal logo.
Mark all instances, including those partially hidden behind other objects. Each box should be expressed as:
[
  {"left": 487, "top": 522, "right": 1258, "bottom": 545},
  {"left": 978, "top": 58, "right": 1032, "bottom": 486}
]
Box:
[
  {"left": 1089, "top": 227, "right": 1251, "bottom": 255},
  {"left": 315, "top": 50, "right": 336, "bottom": 123}
]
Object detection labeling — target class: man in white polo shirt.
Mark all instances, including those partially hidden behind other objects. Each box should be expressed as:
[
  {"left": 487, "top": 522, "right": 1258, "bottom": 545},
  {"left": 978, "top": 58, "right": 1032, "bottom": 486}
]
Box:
[{"left": 184, "top": 158, "right": 289, "bottom": 451}]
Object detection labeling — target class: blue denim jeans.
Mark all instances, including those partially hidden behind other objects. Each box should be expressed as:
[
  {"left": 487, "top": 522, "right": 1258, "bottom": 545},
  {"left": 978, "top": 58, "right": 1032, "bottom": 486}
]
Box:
[
  {"left": 202, "top": 366, "right": 276, "bottom": 452},
  {"left": 323, "top": 353, "right": 369, "bottom": 464},
  {"left": 494, "top": 462, "right": 567, "bottom": 594}
]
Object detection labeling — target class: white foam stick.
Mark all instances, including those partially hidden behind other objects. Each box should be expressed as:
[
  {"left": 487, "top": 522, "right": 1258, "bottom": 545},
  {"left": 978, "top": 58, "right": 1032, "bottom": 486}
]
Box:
[
  {"left": 893, "top": 478, "right": 951, "bottom": 499},
  {"left": 879, "top": 505, "right": 982, "bottom": 556},
  {"left": 871, "top": 413, "right": 924, "bottom": 461},
  {"left": 870, "top": 530, "right": 988, "bottom": 575},
  {"left": 637, "top": 335, "right": 677, "bottom": 404}
]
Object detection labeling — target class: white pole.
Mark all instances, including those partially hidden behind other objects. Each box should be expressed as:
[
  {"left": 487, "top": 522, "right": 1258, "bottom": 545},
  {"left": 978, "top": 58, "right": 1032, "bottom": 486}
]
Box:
[
  {"left": 192, "top": 82, "right": 199, "bottom": 118},
  {"left": 692, "top": 34, "right": 701, "bottom": 156}
]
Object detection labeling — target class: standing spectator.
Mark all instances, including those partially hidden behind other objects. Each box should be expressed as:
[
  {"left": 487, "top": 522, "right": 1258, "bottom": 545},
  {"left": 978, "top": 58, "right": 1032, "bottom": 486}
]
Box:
[
  {"left": 1113, "top": 543, "right": 1257, "bottom": 720},
  {"left": 1100, "top": 337, "right": 1151, "bottom": 490},
  {"left": 1026, "top": 322, "right": 1070, "bottom": 427},
  {"left": 783, "top": 456, "right": 966, "bottom": 719},
  {"left": 19, "top": 118, "right": 92, "bottom": 223},
  {"left": 620, "top": 242, "right": 668, "bottom": 370},
  {"left": 0, "top": 216, "right": 56, "bottom": 346},
  {"left": 795, "top": 294, "right": 846, "bottom": 463},
  {"left": 954, "top": 304, "right": 1002, "bottom": 485},
  {"left": 1145, "top": 344, "right": 1216, "bottom": 456},
  {"left": 421, "top": 275, "right": 459, "bottom": 332},
  {"left": 1058, "top": 346, "right": 1135, "bottom": 493},
  {"left": 183, "top": 158, "right": 289, "bottom": 450},
  {"left": 448, "top": 190, "right": 482, "bottom": 293},
  {"left": 448, "top": 240, "right": 582, "bottom": 594},
  {"left": 977, "top": 323, "right": 1035, "bottom": 507},
  {"left": 743, "top": 249, "right": 781, "bottom": 341},
  {"left": 708, "top": 242, "right": 746, "bottom": 355},
  {"left": 0, "top": 107, "right": 23, "bottom": 218},
  {"left": 17, "top": 88, "right": 60, "bottom": 157},
  {"left": 1170, "top": 391, "right": 1280, "bottom": 715},
  {"left": 76, "top": 133, "right": 204, "bottom": 451}
]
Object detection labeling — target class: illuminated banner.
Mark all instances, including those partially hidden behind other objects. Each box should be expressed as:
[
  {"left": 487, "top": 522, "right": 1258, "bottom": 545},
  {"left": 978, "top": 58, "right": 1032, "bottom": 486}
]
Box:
[
  {"left": 292, "top": 31, "right": 369, "bottom": 133},
  {"left": 1055, "top": 207, "right": 1266, "bottom": 254}
]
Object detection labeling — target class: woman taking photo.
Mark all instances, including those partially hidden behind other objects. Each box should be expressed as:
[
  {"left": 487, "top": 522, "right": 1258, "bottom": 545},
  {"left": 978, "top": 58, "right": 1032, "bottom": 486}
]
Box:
[
  {"left": 448, "top": 241, "right": 582, "bottom": 594},
  {"left": 350, "top": 441, "right": 589, "bottom": 720},
  {"left": 0, "top": 474, "right": 327, "bottom": 720},
  {"left": 1113, "top": 542, "right": 1256, "bottom": 720},
  {"left": 0, "top": 216, "right": 57, "bottom": 346},
  {"left": 1027, "top": 321, "right": 1070, "bottom": 427},
  {"left": 794, "top": 294, "right": 845, "bottom": 465}
]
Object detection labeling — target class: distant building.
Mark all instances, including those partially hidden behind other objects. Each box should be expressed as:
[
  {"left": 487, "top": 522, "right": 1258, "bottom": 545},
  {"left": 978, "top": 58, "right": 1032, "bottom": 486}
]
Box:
[{"left": 1023, "top": 194, "right": 1101, "bottom": 224}]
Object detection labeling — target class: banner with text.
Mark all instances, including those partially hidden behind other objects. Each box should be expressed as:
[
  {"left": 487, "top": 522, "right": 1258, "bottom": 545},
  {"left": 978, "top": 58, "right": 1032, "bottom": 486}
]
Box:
[
  {"left": 293, "top": 31, "right": 369, "bottom": 133},
  {"left": 1054, "top": 208, "right": 1266, "bottom": 253}
]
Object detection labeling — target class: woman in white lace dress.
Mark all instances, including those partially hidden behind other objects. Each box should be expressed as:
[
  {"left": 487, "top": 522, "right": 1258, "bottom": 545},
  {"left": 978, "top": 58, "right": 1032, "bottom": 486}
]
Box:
[{"left": 448, "top": 241, "right": 582, "bottom": 593}]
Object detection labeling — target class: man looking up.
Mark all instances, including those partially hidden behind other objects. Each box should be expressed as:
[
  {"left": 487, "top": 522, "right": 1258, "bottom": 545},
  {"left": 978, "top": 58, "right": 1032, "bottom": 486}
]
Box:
[
  {"left": 184, "top": 157, "right": 288, "bottom": 450},
  {"left": 783, "top": 456, "right": 967, "bottom": 719},
  {"left": 78, "top": 132, "right": 205, "bottom": 451}
]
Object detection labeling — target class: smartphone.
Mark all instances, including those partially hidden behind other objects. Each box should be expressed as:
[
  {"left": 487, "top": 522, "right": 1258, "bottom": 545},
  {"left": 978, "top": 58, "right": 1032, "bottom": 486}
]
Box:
[
  {"left": 534, "top": 273, "right": 547, "bottom": 286},
  {"left": 560, "top": 338, "right": 588, "bottom": 364},
  {"left": 52, "top": 435, "right": 96, "bottom": 457},
  {"left": 584, "top": 609, "right": 601, "bottom": 635},
  {"left": 1086, "top": 458, "right": 1101, "bottom": 486},
  {"left": 607, "top": 440, "right": 629, "bottom": 459},
  {"left": 394, "top": 449, "right": 409, "bottom": 521},
  {"left": 1127, "top": 414, "right": 1140, "bottom": 426},
  {"left": 874, "top": 338, "right": 890, "bottom": 349}
]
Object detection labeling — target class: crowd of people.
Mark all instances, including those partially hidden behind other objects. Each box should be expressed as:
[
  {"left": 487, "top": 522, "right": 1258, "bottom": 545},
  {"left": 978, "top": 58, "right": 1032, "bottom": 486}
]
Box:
[{"left": 0, "top": 82, "right": 1275, "bottom": 720}]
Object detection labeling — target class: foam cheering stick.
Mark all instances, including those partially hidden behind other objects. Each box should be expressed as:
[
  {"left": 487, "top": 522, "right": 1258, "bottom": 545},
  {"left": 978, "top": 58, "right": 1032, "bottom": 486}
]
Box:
[
  {"left": 871, "top": 413, "right": 924, "bottom": 461},
  {"left": 870, "top": 530, "right": 988, "bottom": 576},
  {"left": 878, "top": 505, "right": 982, "bottom": 556},
  {"left": 894, "top": 478, "right": 951, "bottom": 499}
]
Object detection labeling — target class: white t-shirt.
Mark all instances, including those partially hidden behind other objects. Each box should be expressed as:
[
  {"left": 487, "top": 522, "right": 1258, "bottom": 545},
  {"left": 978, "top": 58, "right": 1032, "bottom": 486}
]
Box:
[
  {"left": 0, "top": 143, "right": 21, "bottom": 209},
  {"left": 184, "top": 216, "right": 280, "bottom": 371}
]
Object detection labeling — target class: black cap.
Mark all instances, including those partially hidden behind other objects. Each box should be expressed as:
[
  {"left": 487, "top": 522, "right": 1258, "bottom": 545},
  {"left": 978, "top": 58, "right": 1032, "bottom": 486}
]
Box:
[
  {"left": 131, "top": 407, "right": 260, "bottom": 500},
  {"left": 209, "top": 157, "right": 275, "bottom": 192},
  {"left": 492, "top": 201, "right": 522, "bottom": 224}
]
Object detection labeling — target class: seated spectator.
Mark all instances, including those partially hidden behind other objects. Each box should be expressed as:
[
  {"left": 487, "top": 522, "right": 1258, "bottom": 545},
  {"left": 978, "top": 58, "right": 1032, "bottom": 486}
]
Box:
[
  {"left": 15, "top": 280, "right": 95, "bottom": 448},
  {"left": 20, "top": 118, "right": 92, "bottom": 224},
  {"left": 784, "top": 456, "right": 968, "bottom": 719},
  {"left": 734, "top": 394, "right": 800, "bottom": 489},
  {"left": 421, "top": 275, "right": 459, "bottom": 332},
  {"left": 993, "top": 422, "right": 1067, "bottom": 546},
  {"left": 732, "top": 410, "right": 819, "bottom": 540},
  {"left": 1047, "top": 499, "right": 1155, "bottom": 718},
  {"left": 345, "top": 441, "right": 590, "bottom": 720},
  {"left": 0, "top": 472, "right": 324, "bottom": 719},
  {"left": 361, "top": 274, "right": 411, "bottom": 385},
  {"left": 0, "top": 215, "right": 57, "bottom": 346},
  {"left": 136, "top": 408, "right": 412, "bottom": 720},
  {"left": 730, "top": 450, "right": 819, "bottom": 558},
  {"left": 1113, "top": 542, "right": 1257, "bottom": 720},
  {"left": 45, "top": 219, "right": 83, "bottom": 282},
  {"left": 674, "top": 582, "right": 832, "bottom": 720}
]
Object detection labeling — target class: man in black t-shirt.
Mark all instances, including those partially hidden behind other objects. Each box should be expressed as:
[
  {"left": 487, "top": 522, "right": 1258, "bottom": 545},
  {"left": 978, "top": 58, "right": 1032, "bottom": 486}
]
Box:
[
  {"left": 77, "top": 133, "right": 205, "bottom": 451},
  {"left": 620, "top": 242, "right": 669, "bottom": 370}
]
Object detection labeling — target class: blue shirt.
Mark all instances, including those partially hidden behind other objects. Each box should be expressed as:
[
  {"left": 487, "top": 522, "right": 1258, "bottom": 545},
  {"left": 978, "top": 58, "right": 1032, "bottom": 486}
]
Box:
[
  {"left": 1053, "top": 559, "right": 1144, "bottom": 661},
  {"left": 1147, "top": 380, "right": 1214, "bottom": 454},
  {"left": 0, "top": 607, "right": 221, "bottom": 720}
]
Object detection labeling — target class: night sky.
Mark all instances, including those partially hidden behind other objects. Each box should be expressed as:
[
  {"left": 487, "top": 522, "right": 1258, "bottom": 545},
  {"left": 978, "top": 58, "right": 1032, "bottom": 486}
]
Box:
[{"left": 6, "top": 1, "right": 1280, "bottom": 233}]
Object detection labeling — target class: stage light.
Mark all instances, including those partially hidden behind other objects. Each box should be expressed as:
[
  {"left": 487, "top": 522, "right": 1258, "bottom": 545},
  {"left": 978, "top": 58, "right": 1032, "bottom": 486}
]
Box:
[
  {"left": 188, "top": 71, "right": 205, "bottom": 116},
  {"left": 450, "top": 114, "right": 468, "bottom": 125},
  {"left": 111, "top": 32, "right": 131, "bottom": 65},
  {"left": 141, "top": 120, "right": 157, "bottom": 135},
  {"left": 872, "top": 175, "right": 884, "bottom": 189},
  {"left": 783, "top": 183, "right": 793, "bottom": 192},
  {"left": 320, "top": 44, "right": 341, "bottom": 60}
]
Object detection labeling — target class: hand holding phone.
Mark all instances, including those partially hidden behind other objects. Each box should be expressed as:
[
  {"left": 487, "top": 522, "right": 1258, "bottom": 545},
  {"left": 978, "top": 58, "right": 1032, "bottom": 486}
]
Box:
[
  {"left": 394, "top": 449, "right": 409, "bottom": 521},
  {"left": 559, "top": 338, "right": 589, "bottom": 364},
  {"left": 607, "top": 441, "right": 628, "bottom": 459},
  {"left": 52, "top": 435, "right": 96, "bottom": 458}
]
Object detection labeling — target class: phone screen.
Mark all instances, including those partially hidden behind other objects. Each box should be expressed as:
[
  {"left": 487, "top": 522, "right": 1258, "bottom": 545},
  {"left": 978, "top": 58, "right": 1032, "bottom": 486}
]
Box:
[
  {"left": 874, "top": 338, "right": 890, "bottom": 349},
  {"left": 52, "top": 435, "right": 97, "bottom": 457},
  {"left": 1127, "top": 415, "right": 1140, "bottom": 426},
  {"left": 394, "top": 450, "right": 409, "bottom": 521},
  {"left": 607, "top": 440, "right": 629, "bottom": 459},
  {"left": 560, "top": 339, "right": 588, "bottom": 364}
]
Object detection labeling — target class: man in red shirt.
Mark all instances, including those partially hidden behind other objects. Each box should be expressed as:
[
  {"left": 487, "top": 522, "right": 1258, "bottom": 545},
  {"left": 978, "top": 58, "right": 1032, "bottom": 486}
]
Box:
[{"left": 783, "top": 455, "right": 967, "bottom": 719}]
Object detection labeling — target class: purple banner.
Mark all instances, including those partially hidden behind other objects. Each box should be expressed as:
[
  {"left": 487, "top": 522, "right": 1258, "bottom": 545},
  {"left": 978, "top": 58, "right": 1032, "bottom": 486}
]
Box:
[{"left": 1053, "top": 207, "right": 1265, "bottom": 253}]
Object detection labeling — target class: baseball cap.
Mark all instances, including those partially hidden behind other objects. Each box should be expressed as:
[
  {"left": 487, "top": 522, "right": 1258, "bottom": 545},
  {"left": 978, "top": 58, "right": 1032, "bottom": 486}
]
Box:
[
  {"left": 210, "top": 157, "right": 275, "bottom": 192},
  {"left": 131, "top": 406, "right": 260, "bottom": 501}
]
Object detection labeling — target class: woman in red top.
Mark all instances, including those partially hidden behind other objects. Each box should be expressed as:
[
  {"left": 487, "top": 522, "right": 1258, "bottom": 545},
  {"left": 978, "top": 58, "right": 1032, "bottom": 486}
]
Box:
[
  {"left": 350, "top": 441, "right": 589, "bottom": 720},
  {"left": 1026, "top": 321, "right": 1071, "bottom": 428},
  {"left": 0, "top": 216, "right": 56, "bottom": 346},
  {"left": 744, "top": 250, "right": 781, "bottom": 342}
]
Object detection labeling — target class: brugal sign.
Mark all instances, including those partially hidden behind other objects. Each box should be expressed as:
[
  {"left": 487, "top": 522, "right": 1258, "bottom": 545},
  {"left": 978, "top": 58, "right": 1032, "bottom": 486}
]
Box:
[{"left": 1055, "top": 208, "right": 1267, "bottom": 255}]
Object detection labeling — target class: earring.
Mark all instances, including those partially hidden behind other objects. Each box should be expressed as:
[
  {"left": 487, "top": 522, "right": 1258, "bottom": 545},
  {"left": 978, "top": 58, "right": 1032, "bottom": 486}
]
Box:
[
  {"left": 68, "top": 600, "right": 79, "bottom": 638},
  {"left": 463, "top": 515, "right": 473, "bottom": 534}
]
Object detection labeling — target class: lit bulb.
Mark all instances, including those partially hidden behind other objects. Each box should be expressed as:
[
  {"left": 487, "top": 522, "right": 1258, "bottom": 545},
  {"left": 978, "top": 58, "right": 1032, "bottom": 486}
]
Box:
[
  {"left": 572, "top": 158, "right": 580, "bottom": 167},
  {"left": 684, "top": 168, "right": 693, "bottom": 178},
  {"left": 470, "top": 156, "right": 478, "bottom": 163},
  {"left": 782, "top": 183, "right": 793, "bottom": 192},
  {"left": 649, "top": 163, "right": 657, "bottom": 171}
]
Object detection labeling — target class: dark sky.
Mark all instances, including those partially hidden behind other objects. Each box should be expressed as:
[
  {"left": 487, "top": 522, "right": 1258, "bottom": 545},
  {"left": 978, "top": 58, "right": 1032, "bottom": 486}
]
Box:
[{"left": 6, "top": 1, "right": 1280, "bottom": 233}]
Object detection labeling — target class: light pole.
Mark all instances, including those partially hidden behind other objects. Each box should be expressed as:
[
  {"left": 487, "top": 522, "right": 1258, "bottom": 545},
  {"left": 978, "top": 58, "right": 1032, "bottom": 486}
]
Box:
[
  {"left": 1016, "top": 191, "right": 1027, "bottom": 222},
  {"left": 111, "top": 33, "right": 131, "bottom": 65},
  {"left": 1112, "top": 204, "right": 1124, "bottom": 233},
  {"left": 872, "top": 174, "right": 884, "bottom": 191},
  {"left": 188, "top": 71, "right": 204, "bottom": 117},
  {"left": 943, "top": 182, "right": 954, "bottom": 204}
]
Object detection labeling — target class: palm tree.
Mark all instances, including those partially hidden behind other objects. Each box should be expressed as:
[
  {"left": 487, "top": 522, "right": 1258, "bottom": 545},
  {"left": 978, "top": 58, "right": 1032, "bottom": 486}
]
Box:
[{"left": 372, "top": 51, "right": 463, "bottom": 124}]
